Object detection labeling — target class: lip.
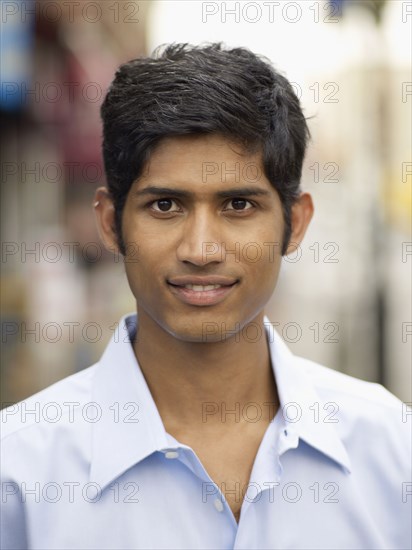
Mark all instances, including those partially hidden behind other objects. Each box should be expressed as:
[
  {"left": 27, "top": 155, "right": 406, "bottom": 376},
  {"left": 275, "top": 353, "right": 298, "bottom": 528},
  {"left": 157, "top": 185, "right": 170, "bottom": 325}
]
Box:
[
  {"left": 167, "top": 275, "right": 238, "bottom": 286},
  {"left": 167, "top": 279, "right": 239, "bottom": 306}
]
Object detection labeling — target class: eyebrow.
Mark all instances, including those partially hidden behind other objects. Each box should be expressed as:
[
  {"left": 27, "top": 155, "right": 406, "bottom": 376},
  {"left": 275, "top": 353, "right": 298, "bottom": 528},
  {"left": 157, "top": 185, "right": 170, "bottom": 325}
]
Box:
[{"left": 133, "top": 186, "right": 271, "bottom": 199}]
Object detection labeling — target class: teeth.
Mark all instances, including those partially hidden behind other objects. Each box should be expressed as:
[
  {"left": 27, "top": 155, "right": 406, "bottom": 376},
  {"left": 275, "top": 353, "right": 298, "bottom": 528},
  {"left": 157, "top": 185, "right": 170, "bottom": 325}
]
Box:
[{"left": 183, "top": 284, "right": 222, "bottom": 291}]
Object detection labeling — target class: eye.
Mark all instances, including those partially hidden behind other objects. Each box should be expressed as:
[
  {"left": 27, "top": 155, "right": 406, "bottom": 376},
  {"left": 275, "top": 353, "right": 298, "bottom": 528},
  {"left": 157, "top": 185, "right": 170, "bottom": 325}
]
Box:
[
  {"left": 149, "top": 198, "right": 181, "bottom": 212},
  {"left": 225, "top": 198, "right": 254, "bottom": 211}
]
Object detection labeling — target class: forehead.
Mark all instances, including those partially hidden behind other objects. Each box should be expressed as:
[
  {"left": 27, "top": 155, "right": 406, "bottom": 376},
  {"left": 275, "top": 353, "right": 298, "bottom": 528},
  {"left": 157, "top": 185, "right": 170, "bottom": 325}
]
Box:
[{"left": 138, "top": 134, "right": 268, "bottom": 189}]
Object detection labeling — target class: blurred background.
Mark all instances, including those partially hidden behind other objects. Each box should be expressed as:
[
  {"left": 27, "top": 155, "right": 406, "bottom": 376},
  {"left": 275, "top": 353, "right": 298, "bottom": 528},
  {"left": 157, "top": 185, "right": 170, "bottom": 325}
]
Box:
[{"left": 1, "top": 0, "right": 411, "bottom": 406}]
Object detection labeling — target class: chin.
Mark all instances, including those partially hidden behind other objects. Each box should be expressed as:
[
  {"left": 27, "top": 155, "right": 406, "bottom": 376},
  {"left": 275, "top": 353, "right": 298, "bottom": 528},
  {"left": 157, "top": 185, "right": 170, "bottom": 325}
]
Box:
[
  {"left": 158, "top": 315, "right": 226, "bottom": 344},
  {"left": 165, "top": 322, "right": 216, "bottom": 343}
]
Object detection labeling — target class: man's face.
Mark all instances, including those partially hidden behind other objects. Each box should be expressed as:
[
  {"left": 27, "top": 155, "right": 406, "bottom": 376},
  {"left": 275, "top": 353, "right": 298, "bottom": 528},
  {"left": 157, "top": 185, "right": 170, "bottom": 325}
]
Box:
[{"left": 117, "top": 134, "right": 287, "bottom": 342}]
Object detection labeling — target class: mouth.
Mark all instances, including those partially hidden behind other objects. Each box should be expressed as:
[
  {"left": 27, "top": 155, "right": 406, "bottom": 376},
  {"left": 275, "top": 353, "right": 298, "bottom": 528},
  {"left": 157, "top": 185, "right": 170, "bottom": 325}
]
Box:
[{"left": 166, "top": 280, "right": 239, "bottom": 306}]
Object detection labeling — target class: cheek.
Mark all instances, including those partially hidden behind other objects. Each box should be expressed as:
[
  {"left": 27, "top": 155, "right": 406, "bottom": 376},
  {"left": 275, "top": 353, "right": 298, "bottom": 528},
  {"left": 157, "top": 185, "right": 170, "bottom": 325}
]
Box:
[
  {"left": 242, "top": 222, "right": 283, "bottom": 286},
  {"left": 122, "top": 206, "right": 169, "bottom": 263},
  {"left": 121, "top": 218, "right": 167, "bottom": 296},
  {"left": 247, "top": 248, "right": 282, "bottom": 288},
  {"left": 124, "top": 240, "right": 164, "bottom": 286}
]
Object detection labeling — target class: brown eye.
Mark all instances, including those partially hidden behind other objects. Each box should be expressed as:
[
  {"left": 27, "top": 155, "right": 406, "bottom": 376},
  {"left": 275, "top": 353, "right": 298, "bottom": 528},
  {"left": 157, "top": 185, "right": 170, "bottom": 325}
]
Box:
[
  {"left": 151, "top": 199, "right": 179, "bottom": 212},
  {"left": 226, "top": 199, "right": 253, "bottom": 211}
]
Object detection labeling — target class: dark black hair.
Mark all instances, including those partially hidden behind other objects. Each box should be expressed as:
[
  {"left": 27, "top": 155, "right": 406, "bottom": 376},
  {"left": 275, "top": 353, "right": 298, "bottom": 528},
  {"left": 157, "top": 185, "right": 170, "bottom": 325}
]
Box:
[{"left": 101, "top": 42, "right": 310, "bottom": 255}]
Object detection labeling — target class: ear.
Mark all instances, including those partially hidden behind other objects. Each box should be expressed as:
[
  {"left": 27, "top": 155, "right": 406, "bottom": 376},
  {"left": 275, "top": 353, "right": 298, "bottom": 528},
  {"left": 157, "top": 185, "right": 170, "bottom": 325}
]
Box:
[
  {"left": 93, "top": 187, "right": 120, "bottom": 255},
  {"left": 285, "top": 192, "right": 314, "bottom": 255}
]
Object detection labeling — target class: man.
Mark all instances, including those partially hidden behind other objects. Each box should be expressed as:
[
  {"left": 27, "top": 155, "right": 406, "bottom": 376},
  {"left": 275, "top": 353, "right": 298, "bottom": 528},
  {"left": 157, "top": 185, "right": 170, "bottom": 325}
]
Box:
[{"left": 1, "top": 43, "right": 410, "bottom": 549}]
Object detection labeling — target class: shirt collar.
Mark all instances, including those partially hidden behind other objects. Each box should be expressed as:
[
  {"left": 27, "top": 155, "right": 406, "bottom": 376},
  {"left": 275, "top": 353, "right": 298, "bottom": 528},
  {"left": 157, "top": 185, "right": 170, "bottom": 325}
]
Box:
[
  {"left": 90, "top": 312, "right": 351, "bottom": 490},
  {"left": 265, "top": 321, "right": 351, "bottom": 474},
  {"left": 90, "top": 314, "right": 170, "bottom": 490}
]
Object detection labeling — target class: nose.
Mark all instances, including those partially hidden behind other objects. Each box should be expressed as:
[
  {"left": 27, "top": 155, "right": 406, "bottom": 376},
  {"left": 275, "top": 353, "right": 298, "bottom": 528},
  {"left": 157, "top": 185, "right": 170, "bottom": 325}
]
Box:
[{"left": 176, "top": 209, "right": 223, "bottom": 267}]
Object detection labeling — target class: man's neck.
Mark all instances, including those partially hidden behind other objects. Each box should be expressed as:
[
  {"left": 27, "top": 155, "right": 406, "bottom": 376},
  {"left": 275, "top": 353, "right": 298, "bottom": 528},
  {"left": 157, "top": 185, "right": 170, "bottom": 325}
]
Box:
[{"left": 132, "top": 309, "right": 279, "bottom": 431}]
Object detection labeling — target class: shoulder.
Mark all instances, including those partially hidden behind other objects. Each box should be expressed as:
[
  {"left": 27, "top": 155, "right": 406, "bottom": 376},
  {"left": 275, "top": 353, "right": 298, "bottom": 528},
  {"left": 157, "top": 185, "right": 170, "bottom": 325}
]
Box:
[
  {"left": 296, "top": 355, "right": 402, "bottom": 410},
  {"left": 295, "top": 355, "right": 410, "bottom": 462},
  {"left": 1, "top": 364, "right": 98, "bottom": 442}
]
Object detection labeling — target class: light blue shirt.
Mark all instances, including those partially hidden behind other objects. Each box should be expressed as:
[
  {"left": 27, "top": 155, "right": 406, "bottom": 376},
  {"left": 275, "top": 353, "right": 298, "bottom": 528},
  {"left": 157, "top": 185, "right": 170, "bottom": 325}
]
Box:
[{"left": 1, "top": 313, "right": 411, "bottom": 549}]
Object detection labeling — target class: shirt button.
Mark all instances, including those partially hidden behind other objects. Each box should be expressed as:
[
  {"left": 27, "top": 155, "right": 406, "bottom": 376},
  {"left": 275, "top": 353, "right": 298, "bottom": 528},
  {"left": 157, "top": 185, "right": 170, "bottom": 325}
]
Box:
[
  {"left": 214, "top": 499, "right": 224, "bottom": 512},
  {"left": 165, "top": 451, "right": 179, "bottom": 459}
]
